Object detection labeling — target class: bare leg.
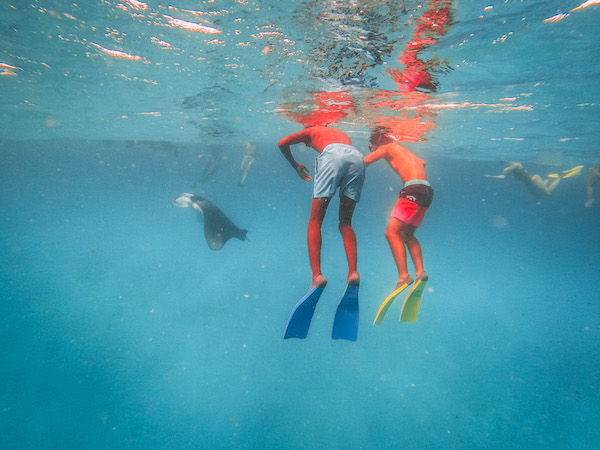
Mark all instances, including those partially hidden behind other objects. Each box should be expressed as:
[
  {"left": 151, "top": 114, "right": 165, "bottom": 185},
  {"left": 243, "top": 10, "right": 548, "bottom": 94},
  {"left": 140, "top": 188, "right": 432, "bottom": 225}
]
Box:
[
  {"left": 339, "top": 195, "right": 360, "bottom": 286},
  {"left": 403, "top": 229, "right": 424, "bottom": 277},
  {"left": 385, "top": 217, "right": 410, "bottom": 284},
  {"left": 530, "top": 174, "right": 561, "bottom": 195},
  {"left": 308, "top": 197, "right": 331, "bottom": 288},
  {"left": 542, "top": 174, "right": 563, "bottom": 195}
]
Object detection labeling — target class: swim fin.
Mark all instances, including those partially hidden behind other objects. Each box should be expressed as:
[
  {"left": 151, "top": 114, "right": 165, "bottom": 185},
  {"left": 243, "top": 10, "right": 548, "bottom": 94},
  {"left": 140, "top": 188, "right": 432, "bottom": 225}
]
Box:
[
  {"left": 562, "top": 165, "right": 583, "bottom": 178},
  {"left": 548, "top": 165, "right": 584, "bottom": 179},
  {"left": 373, "top": 277, "right": 414, "bottom": 326},
  {"left": 399, "top": 273, "right": 429, "bottom": 323},
  {"left": 284, "top": 287, "right": 324, "bottom": 339},
  {"left": 332, "top": 284, "right": 359, "bottom": 341}
]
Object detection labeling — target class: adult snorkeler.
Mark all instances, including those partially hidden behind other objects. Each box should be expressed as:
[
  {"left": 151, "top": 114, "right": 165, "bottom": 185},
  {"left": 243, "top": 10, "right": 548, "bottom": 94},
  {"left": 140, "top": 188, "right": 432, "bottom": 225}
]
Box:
[
  {"left": 485, "top": 162, "right": 582, "bottom": 197},
  {"left": 278, "top": 125, "right": 365, "bottom": 341},
  {"left": 364, "top": 127, "right": 434, "bottom": 325},
  {"left": 585, "top": 166, "right": 600, "bottom": 208},
  {"left": 239, "top": 141, "right": 256, "bottom": 186}
]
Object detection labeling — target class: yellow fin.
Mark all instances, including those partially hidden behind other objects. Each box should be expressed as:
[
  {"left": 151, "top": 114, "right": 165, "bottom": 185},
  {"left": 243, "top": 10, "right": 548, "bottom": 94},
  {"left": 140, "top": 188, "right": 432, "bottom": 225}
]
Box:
[
  {"left": 562, "top": 165, "right": 583, "bottom": 178},
  {"left": 373, "top": 281, "right": 412, "bottom": 326},
  {"left": 400, "top": 278, "right": 428, "bottom": 323}
]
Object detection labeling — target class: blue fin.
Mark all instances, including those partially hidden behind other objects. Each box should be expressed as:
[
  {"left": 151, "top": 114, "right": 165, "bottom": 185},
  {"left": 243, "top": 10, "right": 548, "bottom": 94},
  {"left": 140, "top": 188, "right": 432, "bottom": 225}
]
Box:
[
  {"left": 332, "top": 285, "right": 359, "bottom": 341},
  {"left": 284, "top": 287, "right": 324, "bottom": 339}
]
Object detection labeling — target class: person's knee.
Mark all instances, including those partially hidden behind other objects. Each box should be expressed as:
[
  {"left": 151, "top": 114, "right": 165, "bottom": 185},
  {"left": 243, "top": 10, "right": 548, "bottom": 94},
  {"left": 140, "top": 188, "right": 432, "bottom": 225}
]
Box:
[
  {"left": 385, "top": 225, "right": 400, "bottom": 243},
  {"left": 308, "top": 216, "right": 323, "bottom": 228},
  {"left": 338, "top": 220, "right": 352, "bottom": 234},
  {"left": 388, "top": 222, "right": 413, "bottom": 241},
  {"left": 403, "top": 234, "right": 418, "bottom": 246},
  {"left": 399, "top": 228, "right": 415, "bottom": 241}
]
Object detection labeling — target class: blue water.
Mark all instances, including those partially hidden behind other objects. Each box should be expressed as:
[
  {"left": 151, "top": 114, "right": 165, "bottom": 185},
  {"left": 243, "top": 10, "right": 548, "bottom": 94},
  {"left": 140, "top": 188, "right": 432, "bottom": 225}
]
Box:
[
  {"left": 2, "top": 139, "right": 599, "bottom": 448},
  {"left": 2, "top": 0, "right": 600, "bottom": 449}
]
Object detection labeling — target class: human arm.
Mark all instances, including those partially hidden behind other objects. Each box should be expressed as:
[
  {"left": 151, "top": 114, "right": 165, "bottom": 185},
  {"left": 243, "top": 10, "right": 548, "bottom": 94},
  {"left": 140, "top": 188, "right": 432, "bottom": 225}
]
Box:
[
  {"left": 363, "top": 147, "right": 387, "bottom": 166},
  {"left": 485, "top": 162, "right": 521, "bottom": 179},
  {"left": 278, "top": 130, "right": 312, "bottom": 180}
]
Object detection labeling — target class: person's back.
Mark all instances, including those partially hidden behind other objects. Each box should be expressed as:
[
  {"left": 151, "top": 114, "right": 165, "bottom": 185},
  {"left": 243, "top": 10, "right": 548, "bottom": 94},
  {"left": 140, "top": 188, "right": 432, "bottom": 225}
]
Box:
[
  {"left": 279, "top": 125, "right": 352, "bottom": 154},
  {"left": 371, "top": 142, "right": 427, "bottom": 183}
]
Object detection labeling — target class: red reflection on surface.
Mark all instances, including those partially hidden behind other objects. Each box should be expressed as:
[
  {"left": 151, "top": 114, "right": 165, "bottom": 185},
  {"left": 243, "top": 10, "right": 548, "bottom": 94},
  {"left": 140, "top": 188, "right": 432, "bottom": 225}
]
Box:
[
  {"left": 387, "top": 0, "right": 453, "bottom": 93},
  {"left": 364, "top": 91, "right": 437, "bottom": 142},
  {"left": 279, "top": 91, "right": 356, "bottom": 127},
  {"left": 367, "top": 1, "right": 453, "bottom": 142},
  {"left": 375, "top": 114, "right": 436, "bottom": 142},
  {"left": 279, "top": 0, "right": 455, "bottom": 139}
]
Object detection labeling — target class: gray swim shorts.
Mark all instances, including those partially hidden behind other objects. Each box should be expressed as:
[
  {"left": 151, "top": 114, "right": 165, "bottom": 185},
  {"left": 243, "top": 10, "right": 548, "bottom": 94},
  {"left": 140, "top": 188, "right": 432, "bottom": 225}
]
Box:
[{"left": 313, "top": 143, "right": 365, "bottom": 202}]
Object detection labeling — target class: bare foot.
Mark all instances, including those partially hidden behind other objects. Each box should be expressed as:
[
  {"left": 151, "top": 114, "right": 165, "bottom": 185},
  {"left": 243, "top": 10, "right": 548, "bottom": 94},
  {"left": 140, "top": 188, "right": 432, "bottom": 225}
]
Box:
[
  {"left": 311, "top": 273, "right": 327, "bottom": 289},
  {"left": 347, "top": 271, "right": 360, "bottom": 286},
  {"left": 396, "top": 275, "right": 414, "bottom": 290},
  {"left": 415, "top": 271, "right": 428, "bottom": 282}
]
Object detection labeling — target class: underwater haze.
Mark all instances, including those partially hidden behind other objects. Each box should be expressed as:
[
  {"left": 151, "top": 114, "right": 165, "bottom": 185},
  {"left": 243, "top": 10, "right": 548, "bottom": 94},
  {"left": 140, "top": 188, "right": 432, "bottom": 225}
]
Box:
[{"left": 1, "top": 1, "right": 600, "bottom": 449}]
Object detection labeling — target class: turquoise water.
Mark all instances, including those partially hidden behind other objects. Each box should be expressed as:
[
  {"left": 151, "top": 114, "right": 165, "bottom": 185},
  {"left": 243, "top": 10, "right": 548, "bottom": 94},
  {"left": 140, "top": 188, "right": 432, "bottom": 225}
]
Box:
[{"left": 2, "top": 1, "right": 600, "bottom": 449}]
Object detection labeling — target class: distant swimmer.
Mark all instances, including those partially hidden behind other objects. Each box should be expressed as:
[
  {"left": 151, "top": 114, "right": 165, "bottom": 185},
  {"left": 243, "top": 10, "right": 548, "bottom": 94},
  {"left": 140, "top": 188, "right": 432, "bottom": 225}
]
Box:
[
  {"left": 200, "top": 144, "right": 223, "bottom": 182},
  {"left": 278, "top": 125, "right": 365, "bottom": 341},
  {"left": 585, "top": 166, "right": 600, "bottom": 208},
  {"left": 364, "top": 128, "right": 433, "bottom": 325},
  {"left": 485, "top": 161, "right": 583, "bottom": 197},
  {"left": 239, "top": 141, "right": 256, "bottom": 186}
]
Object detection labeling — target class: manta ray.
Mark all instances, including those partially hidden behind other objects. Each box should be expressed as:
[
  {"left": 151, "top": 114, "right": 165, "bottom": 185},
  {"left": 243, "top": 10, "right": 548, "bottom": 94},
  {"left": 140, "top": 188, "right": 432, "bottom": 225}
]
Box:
[{"left": 174, "top": 193, "right": 248, "bottom": 250}]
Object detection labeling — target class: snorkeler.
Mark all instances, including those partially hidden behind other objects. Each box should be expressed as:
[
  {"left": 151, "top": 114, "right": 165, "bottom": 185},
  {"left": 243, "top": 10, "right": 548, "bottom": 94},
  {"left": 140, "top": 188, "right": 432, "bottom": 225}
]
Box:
[
  {"left": 364, "top": 128, "right": 433, "bottom": 325},
  {"left": 199, "top": 144, "right": 223, "bottom": 182},
  {"left": 278, "top": 125, "right": 365, "bottom": 341},
  {"left": 485, "top": 162, "right": 583, "bottom": 197},
  {"left": 239, "top": 141, "right": 256, "bottom": 186},
  {"left": 585, "top": 166, "right": 600, "bottom": 208}
]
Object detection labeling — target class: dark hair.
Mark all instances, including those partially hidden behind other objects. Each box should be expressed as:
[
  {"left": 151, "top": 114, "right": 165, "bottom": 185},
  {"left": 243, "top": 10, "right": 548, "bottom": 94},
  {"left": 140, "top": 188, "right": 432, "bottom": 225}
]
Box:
[
  {"left": 373, "top": 125, "right": 391, "bottom": 134},
  {"left": 371, "top": 126, "right": 392, "bottom": 143}
]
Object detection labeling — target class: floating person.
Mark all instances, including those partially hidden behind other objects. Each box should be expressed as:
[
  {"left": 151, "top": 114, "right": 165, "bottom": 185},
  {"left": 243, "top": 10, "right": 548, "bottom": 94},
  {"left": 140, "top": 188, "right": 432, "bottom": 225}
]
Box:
[
  {"left": 585, "top": 166, "right": 600, "bottom": 208},
  {"left": 199, "top": 144, "right": 224, "bottom": 182},
  {"left": 278, "top": 125, "right": 365, "bottom": 341},
  {"left": 174, "top": 193, "right": 248, "bottom": 250},
  {"left": 239, "top": 141, "right": 257, "bottom": 186},
  {"left": 364, "top": 128, "right": 433, "bottom": 325},
  {"left": 485, "top": 162, "right": 583, "bottom": 197}
]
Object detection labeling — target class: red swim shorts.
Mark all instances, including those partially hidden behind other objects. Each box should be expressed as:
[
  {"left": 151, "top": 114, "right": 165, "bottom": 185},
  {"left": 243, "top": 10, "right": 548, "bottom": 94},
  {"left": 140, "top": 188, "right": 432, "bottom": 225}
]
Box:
[{"left": 390, "top": 197, "right": 428, "bottom": 227}]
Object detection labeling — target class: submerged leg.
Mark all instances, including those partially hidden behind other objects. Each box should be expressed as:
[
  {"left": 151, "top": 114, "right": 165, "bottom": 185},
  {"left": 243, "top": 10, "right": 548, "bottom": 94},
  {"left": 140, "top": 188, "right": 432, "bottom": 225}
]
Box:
[
  {"left": 385, "top": 217, "right": 410, "bottom": 283},
  {"left": 308, "top": 197, "right": 331, "bottom": 288},
  {"left": 403, "top": 231, "right": 424, "bottom": 278},
  {"left": 530, "top": 174, "right": 560, "bottom": 195},
  {"left": 339, "top": 195, "right": 359, "bottom": 286}
]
